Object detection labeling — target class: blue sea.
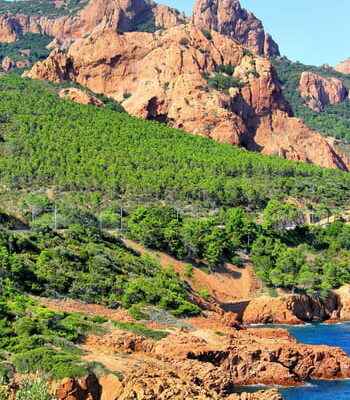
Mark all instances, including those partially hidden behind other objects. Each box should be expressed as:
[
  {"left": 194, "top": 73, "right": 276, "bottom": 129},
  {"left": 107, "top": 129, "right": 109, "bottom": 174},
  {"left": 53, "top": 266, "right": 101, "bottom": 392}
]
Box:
[
  {"left": 280, "top": 322, "right": 350, "bottom": 399},
  {"left": 262, "top": 322, "right": 350, "bottom": 399}
]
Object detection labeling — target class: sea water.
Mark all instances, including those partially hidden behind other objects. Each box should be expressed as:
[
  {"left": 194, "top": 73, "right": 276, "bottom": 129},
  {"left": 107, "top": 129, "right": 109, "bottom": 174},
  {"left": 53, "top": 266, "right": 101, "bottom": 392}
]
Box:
[{"left": 280, "top": 322, "right": 350, "bottom": 399}]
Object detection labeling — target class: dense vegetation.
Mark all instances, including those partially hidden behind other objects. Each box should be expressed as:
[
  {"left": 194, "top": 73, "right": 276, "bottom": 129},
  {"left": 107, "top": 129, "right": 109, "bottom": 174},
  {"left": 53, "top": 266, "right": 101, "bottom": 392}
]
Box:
[
  {"left": 273, "top": 57, "right": 350, "bottom": 142},
  {"left": 0, "top": 33, "right": 51, "bottom": 66},
  {"left": 126, "top": 202, "right": 350, "bottom": 296},
  {"left": 0, "top": 225, "right": 199, "bottom": 316},
  {"left": 1, "top": 74, "right": 350, "bottom": 220},
  {"left": 0, "top": 0, "right": 88, "bottom": 17},
  {"left": 0, "top": 285, "right": 105, "bottom": 383}
]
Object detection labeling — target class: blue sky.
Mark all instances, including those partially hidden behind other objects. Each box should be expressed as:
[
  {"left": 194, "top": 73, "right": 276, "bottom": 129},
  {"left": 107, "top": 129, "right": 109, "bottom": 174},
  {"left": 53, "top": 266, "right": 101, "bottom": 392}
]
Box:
[{"left": 161, "top": 0, "right": 349, "bottom": 67}]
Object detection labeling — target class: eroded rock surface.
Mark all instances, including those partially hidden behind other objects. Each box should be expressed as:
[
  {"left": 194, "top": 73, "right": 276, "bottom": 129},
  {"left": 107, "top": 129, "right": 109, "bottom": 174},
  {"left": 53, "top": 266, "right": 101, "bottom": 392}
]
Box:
[
  {"left": 241, "top": 294, "right": 340, "bottom": 325},
  {"left": 299, "top": 71, "right": 348, "bottom": 112},
  {"left": 192, "top": 0, "right": 279, "bottom": 57}
]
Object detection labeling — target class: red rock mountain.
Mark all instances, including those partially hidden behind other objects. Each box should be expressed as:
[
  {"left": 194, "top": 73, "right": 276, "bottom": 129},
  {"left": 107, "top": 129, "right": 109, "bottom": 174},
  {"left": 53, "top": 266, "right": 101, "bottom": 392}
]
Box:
[
  {"left": 299, "top": 71, "right": 348, "bottom": 112},
  {"left": 25, "top": 20, "right": 350, "bottom": 171},
  {"left": 335, "top": 58, "right": 350, "bottom": 75},
  {"left": 192, "top": 0, "right": 279, "bottom": 57}
]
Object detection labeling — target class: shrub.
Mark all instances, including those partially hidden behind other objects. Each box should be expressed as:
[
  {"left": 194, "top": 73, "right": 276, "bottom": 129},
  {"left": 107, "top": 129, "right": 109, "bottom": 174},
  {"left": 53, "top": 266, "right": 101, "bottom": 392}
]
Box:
[
  {"left": 198, "top": 288, "right": 210, "bottom": 300},
  {"left": 128, "top": 304, "right": 148, "bottom": 320},
  {"left": 206, "top": 73, "right": 243, "bottom": 91},
  {"left": 216, "top": 64, "right": 235, "bottom": 76},
  {"left": 184, "top": 264, "right": 194, "bottom": 278},
  {"left": 202, "top": 29, "right": 212, "bottom": 41},
  {"left": 179, "top": 37, "right": 190, "bottom": 47},
  {"left": 15, "top": 377, "right": 54, "bottom": 400}
]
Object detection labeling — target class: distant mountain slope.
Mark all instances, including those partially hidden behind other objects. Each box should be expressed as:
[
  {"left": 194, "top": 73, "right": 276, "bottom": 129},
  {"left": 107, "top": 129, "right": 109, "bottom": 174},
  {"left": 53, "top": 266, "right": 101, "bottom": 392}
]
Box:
[{"left": 273, "top": 57, "right": 350, "bottom": 143}]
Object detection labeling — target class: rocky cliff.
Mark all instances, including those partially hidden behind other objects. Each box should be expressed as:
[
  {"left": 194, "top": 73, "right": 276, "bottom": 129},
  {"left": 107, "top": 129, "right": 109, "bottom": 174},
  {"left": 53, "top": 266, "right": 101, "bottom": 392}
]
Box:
[
  {"left": 240, "top": 293, "right": 340, "bottom": 325},
  {"left": 192, "top": 0, "right": 280, "bottom": 57},
  {"left": 0, "top": 0, "right": 186, "bottom": 43},
  {"left": 24, "top": 24, "right": 350, "bottom": 170},
  {"left": 299, "top": 71, "right": 348, "bottom": 112}
]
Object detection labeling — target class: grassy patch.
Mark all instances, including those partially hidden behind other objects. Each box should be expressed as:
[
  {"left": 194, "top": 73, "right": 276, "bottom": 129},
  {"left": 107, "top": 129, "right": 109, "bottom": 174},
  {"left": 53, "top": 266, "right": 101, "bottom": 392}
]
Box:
[{"left": 113, "top": 321, "right": 169, "bottom": 341}]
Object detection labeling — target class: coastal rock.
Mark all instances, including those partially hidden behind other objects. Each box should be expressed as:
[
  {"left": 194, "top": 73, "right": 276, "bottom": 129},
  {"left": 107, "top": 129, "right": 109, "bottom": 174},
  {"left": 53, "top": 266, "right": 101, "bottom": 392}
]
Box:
[
  {"left": 241, "top": 294, "right": 340, "bottom": 325},
  {"left": 335, "top": 59, "right": 350, "bottom": 75},
  {"left": 335, "top": 285, "right": 350, "bottom": 321},
  {"left": 59, "top": 87, "right": 104, "bottom": 107},
  {"left": 228, "top": 390, "right": 282, "bottom": 400},
  {"left": 24, "top": 25, "right": 350, "bottom": 171},
  {"left": 154, "top": 330, "right": 350, "bottom": 387},
  {"left": 299, "top": 71, "right": 348, "bottom": 112},
  {"left": 192, "top": 0, "right": 280, "bottom": 57}
]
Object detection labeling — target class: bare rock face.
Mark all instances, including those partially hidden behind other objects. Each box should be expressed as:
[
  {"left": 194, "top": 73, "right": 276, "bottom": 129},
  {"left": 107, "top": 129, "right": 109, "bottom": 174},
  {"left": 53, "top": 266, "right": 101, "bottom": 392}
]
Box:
[
  {"left": 59, "top": 87, "right": 104, "bottom": 107},
  {"left": 1, "top": 56, "right": 30, "bottom": 71},
  {"left": 1, "top": 56, "right": 14, "bottom": 72},
  {"left": 335, "top": 285, "right": 350, "bottom": 321},
  {"left": 335, "top": 59, "right": 350, "bottom": 75},
  {"left": 0, "top": 0, "right": 186, "bottom": 44},
  {"left": 192, "top": 0, "right": 279, "bottom": 57},
  {"left": 56, "top": 375, "right": 101, "bottom": 400},
  {"left": 24, "top": 24, "right": 350, "bottom": 171},
  {"left": 299, "top": 71, "right": 348, "bottom": 112},
  {"left": 241, "top": 294, "right": 340, "bottom": 325}
]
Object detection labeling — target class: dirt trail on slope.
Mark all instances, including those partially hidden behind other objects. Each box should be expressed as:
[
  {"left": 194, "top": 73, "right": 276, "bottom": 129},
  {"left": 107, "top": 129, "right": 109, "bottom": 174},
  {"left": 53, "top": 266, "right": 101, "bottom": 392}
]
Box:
[
  {"left": 122, "top": 239, "right": 261, "bottom": 304},
  {"left": 37, "top": 297, "right": 133, "bottom": 322}
]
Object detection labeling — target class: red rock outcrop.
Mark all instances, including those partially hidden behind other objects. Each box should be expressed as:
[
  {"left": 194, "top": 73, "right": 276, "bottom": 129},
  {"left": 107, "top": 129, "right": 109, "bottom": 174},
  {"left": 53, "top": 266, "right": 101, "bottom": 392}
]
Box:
[
  {"left": 59, "top": 87, "right": 104, "bottom": 107},
  {"left": 335, "top": 59, "right": 350, "bottom": 75},
  {"left": 335, "top": 285, "right": 350, "bottom": 321},
  {"left": 1, "top": 56, "right": 14, "bottom": 72},
  {"left": 24, "top": 24, "right": 350, "bottom": 170},
  {"left": 0, "top": 0, "right": 186, "bottom": 43},
  {"left": 55, "top": 368, "right": 282, "bottom": 400},
  {"left": 299, "top": 71, "right": 348, "bottom": 112},
  {"left": 154, "top": 330, "right": 350, "bottom": 387},
  {"left": 240, "top": 294, "right": 340, "bottom": 325},
  {"left": 56, "top": 374, "right": 101, "bottom": 400},
  {"left": 192, "top": 0, "right": 279, "bottom": 57},
  {"left": 1, "top": 56, "right": 30, "bottom": 71}
]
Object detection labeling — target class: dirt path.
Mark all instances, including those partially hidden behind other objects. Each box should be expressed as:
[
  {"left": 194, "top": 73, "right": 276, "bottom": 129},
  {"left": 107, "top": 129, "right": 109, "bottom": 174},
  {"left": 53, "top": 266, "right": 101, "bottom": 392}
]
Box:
[
  {"left": 122, "top": 239, "right": 261, "bottom": 303},
  {"left": 37, "top": 297, "right": 133, "bottom": 322}
]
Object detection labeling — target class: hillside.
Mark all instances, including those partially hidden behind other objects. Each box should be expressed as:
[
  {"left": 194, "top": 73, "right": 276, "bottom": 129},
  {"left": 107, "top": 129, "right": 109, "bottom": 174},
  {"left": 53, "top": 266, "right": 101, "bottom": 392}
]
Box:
[
  {"left": 273, "top": 57, "right": 350, "bottom": 143},
  {"left": 1, "top": 74, "right": 350, "bottom": 297},
  {"left": 1, "top": 74, "right": 350, "bottom": 215}
]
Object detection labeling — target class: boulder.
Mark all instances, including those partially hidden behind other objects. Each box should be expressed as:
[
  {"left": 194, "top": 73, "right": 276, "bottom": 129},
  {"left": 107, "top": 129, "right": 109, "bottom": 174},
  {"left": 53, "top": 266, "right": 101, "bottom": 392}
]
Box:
[{"left": 59, "top": 87, "right": 104, "bottom": 107}]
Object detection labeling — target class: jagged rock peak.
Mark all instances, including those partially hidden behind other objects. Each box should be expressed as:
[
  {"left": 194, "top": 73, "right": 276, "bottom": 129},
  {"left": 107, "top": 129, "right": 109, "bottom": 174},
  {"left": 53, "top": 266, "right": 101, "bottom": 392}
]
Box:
[{"left": 192, "top": 0, "right": 280, "bottom": 57}]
